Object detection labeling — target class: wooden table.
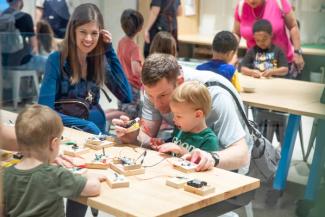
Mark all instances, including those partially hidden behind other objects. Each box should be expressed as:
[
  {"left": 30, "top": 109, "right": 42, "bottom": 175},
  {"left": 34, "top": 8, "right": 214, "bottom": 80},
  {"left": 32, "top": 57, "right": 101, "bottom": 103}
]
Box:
[
  {"left": 1, "top": 109, "right": 260, "bottom": 217},
  {"left": 239, "top": 74, "right": 325, "bottom": 200},
  {"left": 179, "top": 33, "right": 325, "bottom": 56}
]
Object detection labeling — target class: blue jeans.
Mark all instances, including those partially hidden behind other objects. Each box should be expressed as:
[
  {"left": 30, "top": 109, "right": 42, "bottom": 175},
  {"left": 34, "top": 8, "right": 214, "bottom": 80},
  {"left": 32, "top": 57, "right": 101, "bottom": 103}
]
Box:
[{"left": 11, "top": 55, "right": 47, "bottom": 73}]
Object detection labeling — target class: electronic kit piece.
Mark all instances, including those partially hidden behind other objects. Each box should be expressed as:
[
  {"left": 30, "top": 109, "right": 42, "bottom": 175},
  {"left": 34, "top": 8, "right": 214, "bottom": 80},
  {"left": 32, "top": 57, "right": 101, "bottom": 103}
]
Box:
[
  {"left": 68, "top": 167, "right": 88, "bottom": 175},
  {"left": 184, "top": 179, "right": 215, "bottom": 196},
  {"left": 85, "top": 153, "right": 110, "bottom": 169},
  {"left": 125, "top": 118, "right": 140, "bottom": 133},
  {"left": 166, "top": 176, "right": 191, "bottom": 189},
  {"left": 63, "top": 144, "right": 90, "bottom": 157},
  {"left": 61, "top": 136, "right": 77, "bottom": 146},
  {"left": 172, "top": 159, "right": 197, "bottom": 173},
  {"left": 112, "top": 156, "right": 142, "bottom": 170},
  {"left": 85, "top": 135, "right": 114, "bottom": 150},
  {"left": 106, "top": 172, "right": 130, "bottom": 188}
]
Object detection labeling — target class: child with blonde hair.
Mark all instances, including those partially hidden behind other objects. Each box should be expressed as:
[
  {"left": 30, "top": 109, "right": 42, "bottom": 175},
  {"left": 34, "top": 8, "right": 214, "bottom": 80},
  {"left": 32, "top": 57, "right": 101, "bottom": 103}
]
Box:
[
  {"left": 3, "top": 105, "right": 106, "bottom": 217},
  {"left": 155, "top": 80, "right": 218, "bottom": 155}
]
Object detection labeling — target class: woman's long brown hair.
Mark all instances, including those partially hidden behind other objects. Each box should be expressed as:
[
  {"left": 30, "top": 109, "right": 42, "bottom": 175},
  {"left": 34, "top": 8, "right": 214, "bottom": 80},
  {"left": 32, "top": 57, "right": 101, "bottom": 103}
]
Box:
[{"left": 60, "top": 3, "right": 107, "bottom": 85}]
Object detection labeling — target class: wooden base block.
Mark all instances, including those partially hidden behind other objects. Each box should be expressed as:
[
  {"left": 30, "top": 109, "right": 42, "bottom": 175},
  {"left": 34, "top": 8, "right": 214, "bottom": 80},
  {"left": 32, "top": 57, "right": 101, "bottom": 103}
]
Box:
[
  {"left": 172, "top": 160, "right": 196, "bottom": 173},
  {"left": 85, "top": 162, "right": 110, "bottom": 169},
  {"left": 110, "top": 163, "right": 145, "bottom": 176},
  {"left": 184, "top": 184, "right": 215, "bottom": 196},
  {"left": 166, "top": 177, "right": 190, "bottom": 189},
  {"left": 122, "top": 163, "right": 142, "bottom": 170},
  {"left": 85, "top": 141, "right": 114, "bottom": 150},
  {"left": 64, "top": 147, "right": 89, "bottom": 157},
  {"left": 106, "top": 173, "right": 130, "bottom": 188}
]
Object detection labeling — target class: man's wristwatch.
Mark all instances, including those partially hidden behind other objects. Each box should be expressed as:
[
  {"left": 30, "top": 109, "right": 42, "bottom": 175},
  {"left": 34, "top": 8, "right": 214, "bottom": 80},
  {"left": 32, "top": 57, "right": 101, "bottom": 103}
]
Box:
[
  {"left": 210, "top": 152, "right": 220, "bottom": 167},
  {"left": 294, "top": 48, "right": 303, "bottom": 55}
]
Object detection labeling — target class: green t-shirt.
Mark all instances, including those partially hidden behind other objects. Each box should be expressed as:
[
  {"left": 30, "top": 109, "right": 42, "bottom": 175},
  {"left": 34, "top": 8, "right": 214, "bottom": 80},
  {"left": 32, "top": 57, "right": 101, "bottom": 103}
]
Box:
[
  {"left": 172, "top": 128, "right": 219, "bottom": 152},
  {"left": 3, "top": 164, "right": 87, "bottom": 217}
]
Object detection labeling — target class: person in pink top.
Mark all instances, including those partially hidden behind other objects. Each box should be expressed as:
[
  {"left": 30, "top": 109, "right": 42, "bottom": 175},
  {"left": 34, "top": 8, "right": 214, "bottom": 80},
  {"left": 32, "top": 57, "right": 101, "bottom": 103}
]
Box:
[
  {"left": 115, "top": 9, "right": 144, "bottom": 120},
  {"left": 233, "top": 0, "right": 304, "bottom": 78}
]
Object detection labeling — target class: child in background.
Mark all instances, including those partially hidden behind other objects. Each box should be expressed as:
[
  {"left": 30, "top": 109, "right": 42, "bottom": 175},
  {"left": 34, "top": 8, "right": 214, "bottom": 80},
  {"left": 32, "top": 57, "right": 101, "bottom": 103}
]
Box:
[
  {"left": 239, "top": 19, "right": 288, "bottom": 78},
  {"left": 3, "top": 105, "right": 106, "bottom": 217},
  {"left": 239, "top": 19, "right": 289, "bottom": 145},
  {"left": 196, "top": 31, "right": 241, "bottom": 92},
  {"left": 154, "top": 81, "right": 218, "bottom": 156},
  {"left": 116, "top": 9, "right": 144, "bottom": 119},
  {"left": 36, "top": 20, "right": 58, "bottom": 56},
  {"left": 149, "top": 31, "right": 177, "bottom": 56}
]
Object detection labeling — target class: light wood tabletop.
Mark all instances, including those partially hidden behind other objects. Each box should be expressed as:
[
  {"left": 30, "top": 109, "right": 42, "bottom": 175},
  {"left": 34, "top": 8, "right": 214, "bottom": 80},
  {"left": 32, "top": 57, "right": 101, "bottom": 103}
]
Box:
[
  {"left": 179, "top": 33, "right": 325, "bottom": 56},
  {"left": 239, "top": 74, "right": 325, "bottom": 119},
  {"left": 1, "top": 109, "right": 260, "bottom": 217}
]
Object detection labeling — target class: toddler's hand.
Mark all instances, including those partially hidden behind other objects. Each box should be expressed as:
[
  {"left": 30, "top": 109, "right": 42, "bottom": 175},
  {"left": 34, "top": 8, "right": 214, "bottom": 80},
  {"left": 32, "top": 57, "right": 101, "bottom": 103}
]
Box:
[{"left": 158, "top": 142, "right": 188, "bottom": 155}]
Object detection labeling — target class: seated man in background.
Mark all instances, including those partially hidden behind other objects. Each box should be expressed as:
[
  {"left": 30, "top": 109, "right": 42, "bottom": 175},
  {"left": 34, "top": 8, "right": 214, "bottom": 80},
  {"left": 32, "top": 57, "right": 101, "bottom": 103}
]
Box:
[{"left": 0, "top": 0, "right": 47, "bottom": 73}]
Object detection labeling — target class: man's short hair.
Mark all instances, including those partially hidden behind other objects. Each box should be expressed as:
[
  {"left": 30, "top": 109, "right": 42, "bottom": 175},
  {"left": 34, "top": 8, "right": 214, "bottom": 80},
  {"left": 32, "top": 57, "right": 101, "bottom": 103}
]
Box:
[
  {"left": 212, "top": 31, "right": 238, "bottom": 53},
  {"left": 171, "top": 80, "right": 212, "bottom": 116},
  {"left": 15, "top": 105, "right": 63, "bottom": 151},
  {"left": 253, "top": 19, "right": 273, "bottom": 35},
  {"left": 120, "top": 9, "right": 144, "bottom": 37},
  {"left": 141, "top": 53, "right": 180, "bottom": 86}
]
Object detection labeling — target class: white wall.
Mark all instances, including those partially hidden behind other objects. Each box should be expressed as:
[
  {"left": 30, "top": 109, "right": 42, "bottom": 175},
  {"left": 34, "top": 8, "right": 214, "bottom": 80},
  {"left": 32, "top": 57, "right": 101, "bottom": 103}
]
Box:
[{"left": 22, "top": 0, "right": 137, "bottom": 48}]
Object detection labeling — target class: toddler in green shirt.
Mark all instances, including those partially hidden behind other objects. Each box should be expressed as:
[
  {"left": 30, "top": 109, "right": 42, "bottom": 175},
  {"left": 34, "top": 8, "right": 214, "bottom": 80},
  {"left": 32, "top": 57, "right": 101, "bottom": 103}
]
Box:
[
  {"left": 156, "top": 80, "right": 219, "bottom": 155},
  {"left": 3, "top": 105, "right": 106, "bottom": 217}
]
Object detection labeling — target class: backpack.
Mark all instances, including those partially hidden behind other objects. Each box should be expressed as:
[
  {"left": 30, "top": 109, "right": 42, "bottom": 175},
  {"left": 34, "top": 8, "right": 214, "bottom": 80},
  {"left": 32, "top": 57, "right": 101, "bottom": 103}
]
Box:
[
  {"left": 0, "top": 10, "right": 23, "bottom": 54},
  {"left": 42, "top": 0, "right": 70, "bottom": 39},
  {"left": 205, "top": 81, "right": 280, "bottom": 183}
]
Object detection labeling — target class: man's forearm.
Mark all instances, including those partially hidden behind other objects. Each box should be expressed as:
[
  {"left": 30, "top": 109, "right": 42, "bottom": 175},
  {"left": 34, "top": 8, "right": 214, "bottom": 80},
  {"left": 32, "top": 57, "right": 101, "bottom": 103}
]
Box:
[{"left": 216, "top": 138, "right": 250, "bottom": 170}]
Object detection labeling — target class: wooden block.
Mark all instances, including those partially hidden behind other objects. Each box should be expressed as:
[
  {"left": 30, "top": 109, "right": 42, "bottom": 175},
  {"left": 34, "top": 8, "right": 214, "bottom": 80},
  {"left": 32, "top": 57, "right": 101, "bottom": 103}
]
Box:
[
  {"left": 122, "top": 163, "right": 142, "bottom": 170},
  {"left": 106, "top": 173, "right": 130, "bottom": 188},
  {"left": 172, "top": 159, "right": 197, "bottom": 173},
  {"left": 166, "top": 177, "right": 190, "bottom": 189},
  {"left": 85, "top": 140, "right": 114, "bottom": 150},
  {"left": 64, "top": 146, "right": 90, "bottom": 157},
  {"left": 110, "top": 163, "right": 145, "bottom": 176},
  {"left": 85, "top": 161, "right": 110, "bottom": 169},
  {"left": 184, "top": 183, "right": 215, "bottom": 196}
]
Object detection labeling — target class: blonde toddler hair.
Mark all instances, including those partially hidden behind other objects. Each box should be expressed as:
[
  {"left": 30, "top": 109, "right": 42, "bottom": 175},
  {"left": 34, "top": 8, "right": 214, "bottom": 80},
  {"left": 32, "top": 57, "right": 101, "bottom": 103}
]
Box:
[
  {"left": 171, "top": 80, "right": 212, "bottom": 116},
  {"left": 15, "top": 105, "right": 63, "bottom": 152}
]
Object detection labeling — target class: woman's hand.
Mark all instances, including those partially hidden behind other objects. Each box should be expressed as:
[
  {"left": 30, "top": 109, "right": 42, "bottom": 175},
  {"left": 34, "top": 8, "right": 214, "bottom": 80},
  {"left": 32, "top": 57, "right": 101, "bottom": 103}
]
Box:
[
  {"left": 251, "top": 70, "right": 262, "bottom": 78},
  {"left": 150, "top": 138, "right": 164, "bottom": 150},
  {"left": 100, "top": 29, "right": 112, "bottom": 44},
  {"left": 293, "top": 53, "right": 305, "bottom": 71}
]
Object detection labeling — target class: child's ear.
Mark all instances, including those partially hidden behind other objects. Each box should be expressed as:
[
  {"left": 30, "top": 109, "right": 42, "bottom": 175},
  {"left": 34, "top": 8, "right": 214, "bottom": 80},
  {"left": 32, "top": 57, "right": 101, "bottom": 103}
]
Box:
[
  {"left": 195, "top": 109, "right": 204, "bottom": 118},
  {"left": 176, "top": 74, "right": 184, "bottom": 86},
  {"left": 49, "top": 137, "right": 59, "bottom": 151}
]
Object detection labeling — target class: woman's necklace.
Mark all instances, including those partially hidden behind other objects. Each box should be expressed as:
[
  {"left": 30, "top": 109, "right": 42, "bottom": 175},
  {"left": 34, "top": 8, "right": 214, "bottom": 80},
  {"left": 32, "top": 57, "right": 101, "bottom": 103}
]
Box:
[{"left": 251, "top": 3, "right": 265, "bottom": 20}]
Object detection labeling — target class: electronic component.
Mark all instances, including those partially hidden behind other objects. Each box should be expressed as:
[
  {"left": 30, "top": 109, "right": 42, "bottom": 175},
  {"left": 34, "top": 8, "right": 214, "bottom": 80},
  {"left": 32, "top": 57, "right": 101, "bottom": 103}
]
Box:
[
  {"left": 184, "top": 179, "right": 215, "bottom": 196},
  {"left": 125, "top": 118, "right": 140, "bottom": 132},
  {"left": 172, "top": 159, "right": 197, "bottom": 173},
  {"left": 106, "top": 172, "right": 130, "bottom": 188},
  {"left": 85, "top": 153, "right": 110, "bottom": 169}
]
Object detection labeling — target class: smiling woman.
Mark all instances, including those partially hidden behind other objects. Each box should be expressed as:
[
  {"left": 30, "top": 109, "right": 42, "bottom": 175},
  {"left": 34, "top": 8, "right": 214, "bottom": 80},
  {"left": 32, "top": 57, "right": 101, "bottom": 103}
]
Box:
[
  {"left": 38, "top": 3, "right": 132, "bottom": 136},
  {"left": 37, "top": 5, "right": 132, "bottom": 216}
]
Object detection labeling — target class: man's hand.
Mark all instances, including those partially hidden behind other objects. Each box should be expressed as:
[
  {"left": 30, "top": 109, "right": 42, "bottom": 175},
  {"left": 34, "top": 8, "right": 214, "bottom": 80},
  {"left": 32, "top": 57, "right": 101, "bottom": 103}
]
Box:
[
  {"left": 112, "top": 115, "right": 139, "bottom": 144},
  {"left": 182, "top": 149, "right": 215, "bottom": 172},
  {"left": 158, "top": 142, "right": 187, "bottom": 155}
]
